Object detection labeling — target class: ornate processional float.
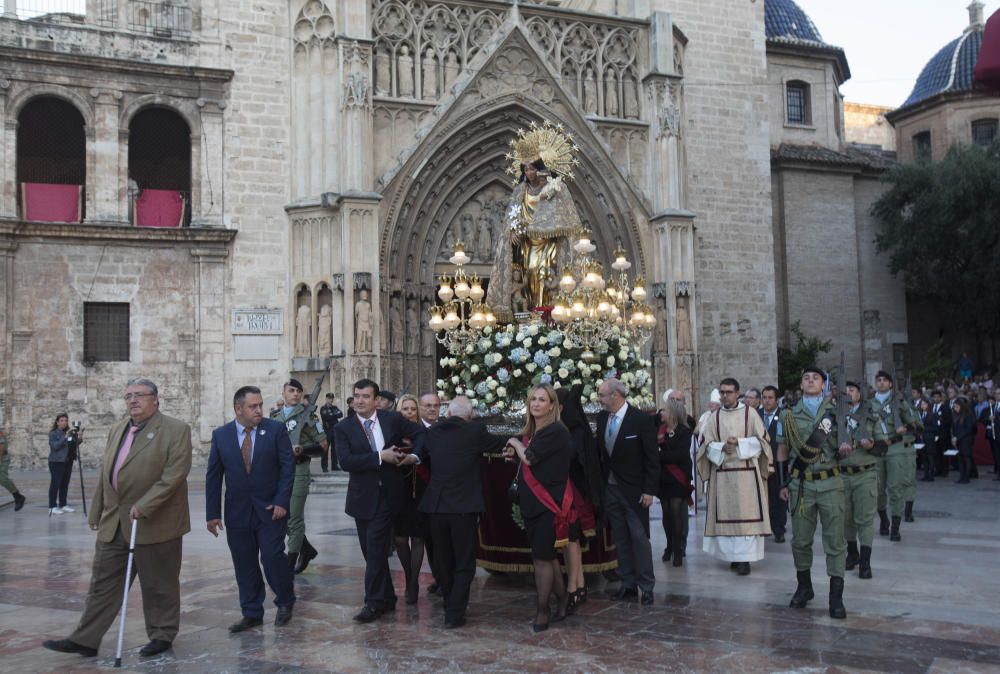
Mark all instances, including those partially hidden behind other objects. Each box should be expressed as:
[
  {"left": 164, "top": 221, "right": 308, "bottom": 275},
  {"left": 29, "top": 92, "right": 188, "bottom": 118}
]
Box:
[{"left": 426, "top": 121, "right": 657, "bottom": 572}]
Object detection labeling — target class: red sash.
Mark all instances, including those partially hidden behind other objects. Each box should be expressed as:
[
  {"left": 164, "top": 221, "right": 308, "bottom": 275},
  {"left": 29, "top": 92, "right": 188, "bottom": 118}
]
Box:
[
  {"left": 520, "top": 434, "right": 576, "bottom": 549},
  {"left": 569, "top": 480, "right": 596, "bottom": 537}
]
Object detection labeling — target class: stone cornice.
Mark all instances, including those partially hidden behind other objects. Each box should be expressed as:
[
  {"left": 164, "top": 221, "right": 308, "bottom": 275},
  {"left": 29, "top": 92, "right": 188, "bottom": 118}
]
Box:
[
  {"left": 0, "top": 46, "right": 234, "bottom": 84},
  {"left": 0, "top": 219, "right": 237, "bottom": 246}
]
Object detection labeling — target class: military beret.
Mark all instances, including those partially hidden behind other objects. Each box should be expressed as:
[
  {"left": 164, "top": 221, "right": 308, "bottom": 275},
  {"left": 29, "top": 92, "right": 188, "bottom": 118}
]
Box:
[
  {"left": 285, "top": 378, "right": 304, "bottom": 392},
  {"left": 845, "top": 381, "right": 862, "bottom": 390},
  {"left": 874, "top": 370, "right": 893, "bottom": 383},
  {"left": 377, "top": 390, "right": 396, "bottom": 403},
  {"left": 802, "top": 366, "right": 827, "bottom": 381}
]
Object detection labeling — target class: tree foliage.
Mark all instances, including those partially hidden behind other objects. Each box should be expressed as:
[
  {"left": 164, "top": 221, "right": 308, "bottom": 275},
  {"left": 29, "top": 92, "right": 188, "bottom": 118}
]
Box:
[
  {"left": 777, "top": 321, "right": 832, "bottom": 393},
  {"left": 871, "top": 140, "right": 1000, "bottom": 341},
  {"left": 910, "top": 338, "right": 951, "bottom": 388}
]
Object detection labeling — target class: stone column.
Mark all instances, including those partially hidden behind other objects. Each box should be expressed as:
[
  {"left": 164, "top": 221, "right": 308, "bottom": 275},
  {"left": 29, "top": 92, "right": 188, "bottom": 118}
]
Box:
[
  {"left": 340, "top": 195, "right": 382, "bottom": 387},
  {"left": 193, "top": 98, "right": 225, "bottom": 227},
  {"left": 0, "top": 235, "right": 16, "bottom": 431},
  {"left": 340, "top": 40, "right": 373, "bottom": 191},
  {"left": 190, "top": 246, "right": 229, "bottom": 441},
  {"left": 0, "top": 77, "right": 14, "bottom": 219},
  {"left": 87, "top": 89, "right": 123, "bottom": 223}
]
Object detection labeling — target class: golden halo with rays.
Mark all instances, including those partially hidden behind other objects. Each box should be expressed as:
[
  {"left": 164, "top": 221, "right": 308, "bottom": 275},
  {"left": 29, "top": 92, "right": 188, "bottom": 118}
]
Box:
[{"left": 504, "top": 120, "right": 581, "bottom": 185}]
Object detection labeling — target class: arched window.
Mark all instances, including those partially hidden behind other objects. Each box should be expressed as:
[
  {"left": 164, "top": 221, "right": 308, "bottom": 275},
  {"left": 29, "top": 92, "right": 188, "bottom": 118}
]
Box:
[
  {"left": 128, "top": 107, "right": 192, "bottom": 227},
  {"left": 912, "top": 131, "right": 932, "bottom": 161},
  {"left": 785, "top": 80, "right": 811, "bottom": 125},
  {"left": 16, "top": 97, "right": 86, "bottom": 223},
  {"left": 971, "top": 118, "right": 998, "bottom": 148}
]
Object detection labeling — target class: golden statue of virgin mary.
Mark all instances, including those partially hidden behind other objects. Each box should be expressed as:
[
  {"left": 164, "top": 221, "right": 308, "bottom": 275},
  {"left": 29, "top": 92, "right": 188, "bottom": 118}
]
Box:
[{"left": 486, "top": 121, "right": 585, "bottom": 322}]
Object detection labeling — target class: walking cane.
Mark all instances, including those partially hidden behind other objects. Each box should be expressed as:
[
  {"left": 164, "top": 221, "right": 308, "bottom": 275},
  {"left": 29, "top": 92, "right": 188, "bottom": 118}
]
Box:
[{"left": 114, "top": 518, "right": 139, "bottom": 668}]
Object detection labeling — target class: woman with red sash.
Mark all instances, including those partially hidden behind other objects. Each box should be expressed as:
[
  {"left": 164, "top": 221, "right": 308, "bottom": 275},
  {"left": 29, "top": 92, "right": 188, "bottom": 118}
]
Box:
[
  {"left": 504, "top": 384, "right": 575, "bottom": 632},
  {"left": 556, "top": 385, "right": 601, "bottom": 613},
  {"left": 395, "top": 394, "right": 431, "bottom": 603},
  {"left": 657, "top": 399, "right": 694, "bottom": 567}
]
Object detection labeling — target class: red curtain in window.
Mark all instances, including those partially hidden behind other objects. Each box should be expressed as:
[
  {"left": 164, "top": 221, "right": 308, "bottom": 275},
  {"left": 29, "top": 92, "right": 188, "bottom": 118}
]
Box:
[
  {"left": 974, "top": 10, "right": 1000, "bottom": 92},
  {"left": 134, "top": 189, "right": 185, "bottom": 228},
  {"left": 21, "top": 183, "right": 82, "bottom": 223}
]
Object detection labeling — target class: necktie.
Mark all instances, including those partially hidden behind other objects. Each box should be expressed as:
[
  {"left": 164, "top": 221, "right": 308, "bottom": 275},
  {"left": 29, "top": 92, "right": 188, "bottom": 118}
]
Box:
[
  {"left": 606, "top": 415, "right": 619, "bottom": 453},
  {"left": 364, "top": 419, "right": 378, "bottom": 453},
  {"left": 112, "top": 425, "right": 140, "bottom": 491},
  {"left": 241, "top": 426, "right": 255, "bottom": 473}
]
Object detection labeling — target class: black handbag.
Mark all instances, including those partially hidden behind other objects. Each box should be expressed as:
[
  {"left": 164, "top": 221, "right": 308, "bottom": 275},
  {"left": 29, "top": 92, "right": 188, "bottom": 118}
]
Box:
[{"left": 508, "top": 462, "right": 522, "bottom": 504}]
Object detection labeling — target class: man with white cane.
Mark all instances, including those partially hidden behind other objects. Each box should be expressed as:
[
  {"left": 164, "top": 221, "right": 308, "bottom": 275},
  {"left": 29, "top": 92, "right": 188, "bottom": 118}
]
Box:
[{"left": 43, "top": 378, "right": 192, "bottom": 659}]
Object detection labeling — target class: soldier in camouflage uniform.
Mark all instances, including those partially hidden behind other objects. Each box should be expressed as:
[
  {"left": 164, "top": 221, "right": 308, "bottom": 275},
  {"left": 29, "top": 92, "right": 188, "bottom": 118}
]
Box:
[
  {"left": 778, "top": 367, "right": 848, "bottom": 619},
  {"left": 0, "top": 429, "right": 27, "bottom": 512},
  {"left": 272, "top": 379, "right": 327, "bottom": 573},
  {"left": 869, "top": 371, "right": 922, "bottom": 542},
  {"left": 841, "top": 382, "right": 878, "bottom": 579}
]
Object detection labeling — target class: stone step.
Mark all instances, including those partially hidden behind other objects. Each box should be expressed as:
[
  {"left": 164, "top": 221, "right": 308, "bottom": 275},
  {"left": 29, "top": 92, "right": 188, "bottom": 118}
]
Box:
[{"left": 309, "top": 472, "right": 349, "bottom": 494}]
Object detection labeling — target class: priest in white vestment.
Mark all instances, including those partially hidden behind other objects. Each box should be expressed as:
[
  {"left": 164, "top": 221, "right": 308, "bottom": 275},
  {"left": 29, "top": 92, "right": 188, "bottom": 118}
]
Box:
[{"left": 696, "top": 379, "right": 773, "bottom": 574}]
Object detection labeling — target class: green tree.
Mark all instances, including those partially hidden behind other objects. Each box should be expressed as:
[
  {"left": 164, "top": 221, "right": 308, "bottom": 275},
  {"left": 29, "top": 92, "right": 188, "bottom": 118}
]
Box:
[
  {"left": 910, "top": 338, "right": 951, "bottom": 387},
  {"left": 871, "top": 140, "right": 1000, "bottom": 362},
  {"left": 778, "top": 321, "right": 832, "bottom": 393}
]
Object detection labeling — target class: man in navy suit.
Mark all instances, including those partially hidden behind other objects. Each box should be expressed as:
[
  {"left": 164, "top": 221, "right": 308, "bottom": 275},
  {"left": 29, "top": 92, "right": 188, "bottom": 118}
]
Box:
[
  {"left": 206, "top": 386, "right": 296, "bottom": 632},
  {"left": 596, "top": 378, "right": 659, "bottom": 605},
  {"left": 334, "top": 378, "right": 426, "bottom": 623}
]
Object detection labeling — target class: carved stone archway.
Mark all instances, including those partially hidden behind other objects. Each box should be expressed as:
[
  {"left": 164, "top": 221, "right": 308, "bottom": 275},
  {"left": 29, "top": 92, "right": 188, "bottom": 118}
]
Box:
[{"left": 377, "top": 27, "right": 652, "bottom": 394}]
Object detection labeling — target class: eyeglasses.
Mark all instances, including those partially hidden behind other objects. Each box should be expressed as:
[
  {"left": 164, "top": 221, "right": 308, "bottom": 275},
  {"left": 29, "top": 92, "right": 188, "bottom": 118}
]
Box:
[{"left": 123, "top": 393, "right": 155, "bottom": 401}]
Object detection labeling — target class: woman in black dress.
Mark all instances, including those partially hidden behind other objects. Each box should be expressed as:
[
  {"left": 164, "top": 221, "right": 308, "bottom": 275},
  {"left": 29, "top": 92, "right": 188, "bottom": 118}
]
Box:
[
  {"left": 556, "top": 385, "right": 602, "bottom": 612},
  {"left": 658, "top": 400, "right": 693, "bottom": 567},
  {"left": 505, "top": 384, "right": 574, "bottom": 632},
  {"left": 395, "top": 394, "right": 430, "bottom": 603},
  {"left": 951, "top": 398, "right": 976, "bottom": 484}
]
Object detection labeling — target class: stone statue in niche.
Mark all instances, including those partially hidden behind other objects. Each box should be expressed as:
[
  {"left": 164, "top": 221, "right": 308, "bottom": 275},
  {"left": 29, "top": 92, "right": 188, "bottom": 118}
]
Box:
[
  {"left": 317, "top": 304, "right": 332, "bottom": 355},
  {"left": 375, "top": 46, "right": 391, "bottom": 96},
  {"left": 444, "top": 50, "right": 460, "bottom": 89},
  {"left": 390, "top": 295, "right": 404, "bottom": 353},
  {"left": 444, "top": 222, "right": 456, "bottom": 253},
  {"left": 295, "top": 304, "right": 312, "bottom": 357},
  {"left": 398, "top": 45, "right": 414, "bottom": 98},
  {"left": 421, "top": 300, "right": 435, "bottom": 357},
  {"left": 583, "top": 67, "right": 598, "bottom": 115},
  {"left": 406, "top": 298, "right": 419, "bottom": 352},
  {"left": 654, "top": 303, "right": 668, "bottom": 353},
  {"left": 623, "top": 74, "right": 639, "bottom": 119},
  {"left": 605, "top": 69, "right": 619, "bottom": 117},
  {"left": 422, "top": 47, "right": 438, "bottom": 100},
  {"left": 354, "top": 289, "right": 373, "bottom": 353},
  {"left": 460, "top": 213, "right": 474, "bottom": 249},
  {"left": 676, "top": 295, "right": 693, "bottom": 352},
  {"left": 476, "top": 209, "right": 492, "bottom": 261}
]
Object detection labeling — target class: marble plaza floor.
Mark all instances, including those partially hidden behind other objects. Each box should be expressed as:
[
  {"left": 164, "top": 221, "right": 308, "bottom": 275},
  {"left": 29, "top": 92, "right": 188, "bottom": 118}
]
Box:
[{"left": 1, "top": 468, "right": 1000, "bottom": 674}]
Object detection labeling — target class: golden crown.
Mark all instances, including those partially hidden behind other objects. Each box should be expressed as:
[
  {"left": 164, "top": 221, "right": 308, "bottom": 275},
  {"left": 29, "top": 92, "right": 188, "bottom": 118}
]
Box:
[{"left": 504, "top": 120, "right": 581, "bottom": 185}]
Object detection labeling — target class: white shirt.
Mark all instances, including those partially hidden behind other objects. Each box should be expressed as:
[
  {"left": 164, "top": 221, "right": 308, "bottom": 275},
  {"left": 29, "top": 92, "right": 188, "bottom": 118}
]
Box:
[{"left": 235, "top": 420, "right": 257, "bottom": 463}]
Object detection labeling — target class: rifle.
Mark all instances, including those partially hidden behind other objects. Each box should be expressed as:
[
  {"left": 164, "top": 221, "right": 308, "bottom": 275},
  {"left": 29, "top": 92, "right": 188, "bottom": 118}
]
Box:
[
  {"left": 836, "top": 351, "right": 848, "bottom": 447},
  {"left": 287, "top": 374, "right": 327, "bottom": 446}
]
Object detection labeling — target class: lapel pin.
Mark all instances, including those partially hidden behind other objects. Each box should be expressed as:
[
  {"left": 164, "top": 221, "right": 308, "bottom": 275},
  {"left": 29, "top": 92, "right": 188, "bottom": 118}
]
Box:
[
  {"left": 260, "top": 429, "right": 266, "bottom": 435},
  {"left": 147, "top": 432, "right": 155, "bottom": 440}
]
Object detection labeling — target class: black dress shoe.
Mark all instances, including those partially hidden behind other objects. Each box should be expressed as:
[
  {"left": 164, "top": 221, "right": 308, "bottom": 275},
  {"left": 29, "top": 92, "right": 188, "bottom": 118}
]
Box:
[
  {"left": 610, "top": 586, "right": 638, "bottom": 600},
  {"left": 13, "top": 493, "right": 25, "bottom": 511},
  {"left": 275, "top": 606, "right": 293, "bottom": 627},
  {"left": 353, "top": 605, "right": 382, "bottom": 623},
  {"left": 773, "top": 534, "right": 785, "bottom": 543},
  {"left": 444, "top": 616, "right": 467, "bottom": 629},
  {"left": 640, "top": 592, "right": 654, "bottom": 606},
  {"left": 42, "top": 639, "right": 97, "bottom": 657},
  {"left": 229, "top": 616, "right": 263, "bottom": 633},
  {"left": 139, "top": 639, "right": 171, "bottom": 657},
  {"left": 427, "top": 582, "right": 440, "bottom": 595},
  {"left": 730, "top": 562, "right": 739, "bottom": 571},
  {"left": 737, "top": 562, "right": 751, "bottom": 576}
]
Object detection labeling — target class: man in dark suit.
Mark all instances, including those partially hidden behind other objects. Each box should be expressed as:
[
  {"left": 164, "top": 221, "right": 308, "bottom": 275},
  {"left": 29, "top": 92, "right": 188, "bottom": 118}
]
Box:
[
  {"left": 418, "top": 396, "right": 506, "bottom": 628},
  {"left": 596, "top": 378, "right": 659, "bottom": 605},
  {"left": 760, "top": 385, "right": 786, "bottom": 542},
  {"left": 932, "top": 389, "right": 952, "bottom": 477},
  {"left": 206, "top": 386, "right": 296, "bottom": 632},
  {"left": 334, "top": 378, "right": 426, "bottom": 623}
]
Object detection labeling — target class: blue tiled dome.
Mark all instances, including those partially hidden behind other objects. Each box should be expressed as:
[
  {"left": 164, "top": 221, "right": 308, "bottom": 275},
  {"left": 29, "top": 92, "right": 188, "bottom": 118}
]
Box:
[
  {"left": 765, "top": 0, "right": 826, "bottom": 46},
  {"left": 903, "top": 28, "right": 984, "bottom": 108}
]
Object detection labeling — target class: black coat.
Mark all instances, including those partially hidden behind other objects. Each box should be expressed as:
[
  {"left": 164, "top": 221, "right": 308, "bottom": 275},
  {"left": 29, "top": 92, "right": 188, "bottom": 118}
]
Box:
[
  {"left": 596, "top": 404, "right": 659, "bottom": 519},
  {"left": 418, "top": 417, "right": 507, "bottom": 515},
  {"left": 517, "top": 422, "right": 574, "bottom": 520},
  {"left": 952, "top": 413, "right": 975, "bottom": 456},
  {"left": 333, "top": 410, "right": 426, "bottom": 520},
  {"left": 657, "top": 424, "right": 693, "bottom": 500}
]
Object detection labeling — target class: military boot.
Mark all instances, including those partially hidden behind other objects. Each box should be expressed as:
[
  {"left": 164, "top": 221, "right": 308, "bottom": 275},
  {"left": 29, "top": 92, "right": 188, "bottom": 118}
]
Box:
[
  {"left": 287, "top": 552, "right": 298, "bottom": 571},
  {"left": 295, "top": 537, "right": 318, "bottom": 574},
  {"left": 858, "top": 545, "right": 873, "bottom": 579},
  {"left": 878, "top": 510, "right": 890, "bottom": 536},
  {"left": 845, "top": 541, "right": 860, "bottom": 571},
  {"left": 890, "top": 516, "right": 902, "bottom": 542},
  {"left": 904, "top": 501, "right": 914, "bottom": 523},
  {"left": 829, "top": 576, "right": 847, "bottom": 619},
  {"left": 789, "top": 570, "right": 814, "bottom": 608}
]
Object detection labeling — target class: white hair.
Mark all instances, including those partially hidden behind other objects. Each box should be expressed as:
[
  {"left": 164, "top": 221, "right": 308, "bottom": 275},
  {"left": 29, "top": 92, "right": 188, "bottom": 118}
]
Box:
[{"left": 448, "top": 396, "right": 473, "bottom": 419}]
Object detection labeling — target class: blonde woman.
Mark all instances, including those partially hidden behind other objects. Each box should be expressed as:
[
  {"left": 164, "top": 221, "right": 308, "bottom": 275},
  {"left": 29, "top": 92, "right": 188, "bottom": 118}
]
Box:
[{"left": 504, "top": 384, "right": 574, "bottom": 631}]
